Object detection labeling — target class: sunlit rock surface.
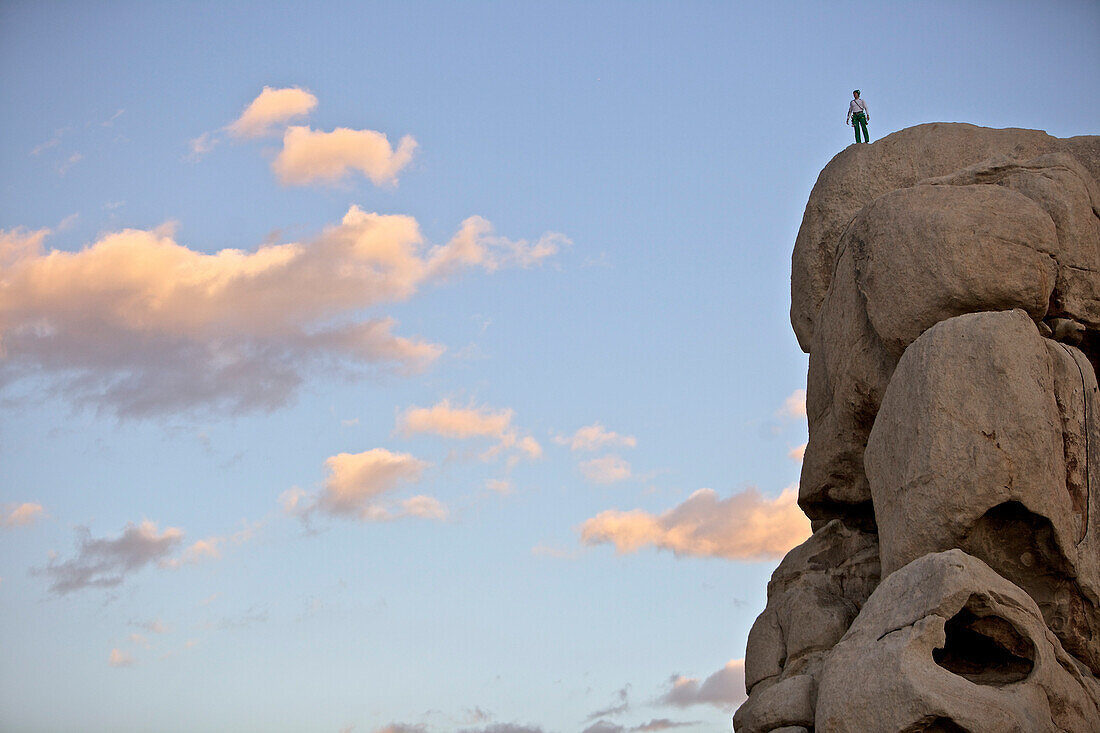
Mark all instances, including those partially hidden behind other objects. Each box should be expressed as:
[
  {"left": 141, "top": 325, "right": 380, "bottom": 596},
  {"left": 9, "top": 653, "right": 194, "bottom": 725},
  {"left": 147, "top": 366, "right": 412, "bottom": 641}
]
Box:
[{"left": 735, "top": 124, "right": 1100, "bottom": 732}]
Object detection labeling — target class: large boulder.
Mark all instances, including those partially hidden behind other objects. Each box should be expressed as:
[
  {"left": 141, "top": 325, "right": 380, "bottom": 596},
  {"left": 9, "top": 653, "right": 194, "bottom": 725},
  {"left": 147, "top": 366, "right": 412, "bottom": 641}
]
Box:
[
  {"left": 734, "top": 520, "right": 879, "bottom": 733},
  {"left": 816, "top": 550, "right": 1100, "bottom": 733},
  {"left": 866, "top": 309, "right": 1100, "bottom": 673},
  {"left": 791, "top": 123, "right": 1100, "bottom": 352}
]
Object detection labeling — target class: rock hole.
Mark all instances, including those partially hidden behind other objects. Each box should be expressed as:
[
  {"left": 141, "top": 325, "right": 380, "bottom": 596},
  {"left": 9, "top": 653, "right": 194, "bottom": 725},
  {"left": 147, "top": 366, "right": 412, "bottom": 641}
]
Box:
[
  {"left": 960, "top": 501, "right": 1098, "bottom": 672},
  {"left": 932, "top": 594, "right": 1034, "bottom": 685},
  {"left": 901, "top": 717, "right": 971, "bottom": 733}
]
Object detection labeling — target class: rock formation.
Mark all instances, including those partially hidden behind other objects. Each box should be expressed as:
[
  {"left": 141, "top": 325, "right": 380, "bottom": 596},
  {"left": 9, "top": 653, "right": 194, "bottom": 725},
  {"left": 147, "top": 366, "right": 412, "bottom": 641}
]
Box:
[{"left": 735, "top": 124, "right": 1100, "bottom": 732}]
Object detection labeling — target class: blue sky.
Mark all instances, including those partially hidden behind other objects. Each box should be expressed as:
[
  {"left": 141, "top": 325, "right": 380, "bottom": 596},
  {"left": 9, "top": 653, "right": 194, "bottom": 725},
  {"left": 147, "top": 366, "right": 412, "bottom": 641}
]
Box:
[{"left": 1, "top": 2, "right": 1098, "bottom": 732}]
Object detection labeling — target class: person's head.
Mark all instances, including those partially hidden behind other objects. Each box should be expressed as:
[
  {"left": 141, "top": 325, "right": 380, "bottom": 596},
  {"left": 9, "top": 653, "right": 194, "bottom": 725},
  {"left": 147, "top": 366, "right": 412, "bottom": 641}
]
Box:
[{"left": 853, "top": 89, "right": 860, "bottom": 98}]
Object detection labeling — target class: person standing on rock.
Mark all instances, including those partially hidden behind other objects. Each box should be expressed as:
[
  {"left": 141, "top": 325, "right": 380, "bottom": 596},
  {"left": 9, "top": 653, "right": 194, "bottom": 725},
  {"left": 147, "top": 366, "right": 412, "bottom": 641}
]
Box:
[{"left": 847, "top": 89, "right": 870, "bottom": 144}]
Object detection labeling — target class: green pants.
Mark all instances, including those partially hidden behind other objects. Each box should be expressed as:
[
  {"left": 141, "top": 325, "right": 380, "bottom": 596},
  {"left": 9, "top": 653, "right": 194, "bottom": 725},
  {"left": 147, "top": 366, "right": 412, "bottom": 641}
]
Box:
[{"left": 852, "top": 111, "right": 869, "bottom": 143}]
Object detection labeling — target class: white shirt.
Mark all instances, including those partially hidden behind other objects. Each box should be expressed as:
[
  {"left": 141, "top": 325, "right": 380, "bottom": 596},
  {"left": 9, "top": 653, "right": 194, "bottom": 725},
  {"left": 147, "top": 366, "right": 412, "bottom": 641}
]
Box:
[{"left": 847, "top": 98, "right": 869, "bottom": 123}]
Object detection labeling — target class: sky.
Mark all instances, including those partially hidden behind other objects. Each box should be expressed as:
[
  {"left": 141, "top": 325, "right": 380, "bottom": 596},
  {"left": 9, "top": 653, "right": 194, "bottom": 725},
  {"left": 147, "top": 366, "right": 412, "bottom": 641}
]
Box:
[{"left": 0, "top": 2, "right": 1098, "bottom": 732}]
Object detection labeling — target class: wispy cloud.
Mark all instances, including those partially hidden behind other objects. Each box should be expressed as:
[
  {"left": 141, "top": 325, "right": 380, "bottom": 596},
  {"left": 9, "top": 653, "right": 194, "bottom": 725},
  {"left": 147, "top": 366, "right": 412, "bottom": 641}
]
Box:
[
  {"left": 579, "top": 487, "right": 809, "bottom": 560},
  {"left": 580, "top": 455, "right": 632, "bottom": 484},
  {"left": 108, "top": 648, "right": 134, "bottom": 667},
  {"left": 631, "top": 720, "right": 697, "bottom": 731},
  {"left": 281, "top": 448, "right": 445, "bottom": 523},
  {"left": 1, "top": 502, "right": 45, "bottom": 528},
  {"left": 457, "top": 725, "right": 547, "bottom": 733},
  {"left": 787, "top": 442, "right": 806, "bottom": 462},
  {"left": 658, "top": 659, "right": 746, "bottom": 709},
  {"left": 160, "top": 520, "right": 261, "bottom": 569},
  {"left": 398, "top": 399, "right": 543, "bottom": 462},
  {"left": 556, "top": 423, "right": 637, "bottom": 452},
  {"left": 132, "top": 618, "right": 170, "bottom": 634},
  {"left": 34, "top": 520, "right": 184, "bottom": 594},
  {"left": 0, "top": 211, "right": 559, "bottom": 416},
  {"left": 58, "top": 152, "right": 83, "bottom": 175},
  {"left": 586, "top": 686, "right": 629, "bottom": 720}
]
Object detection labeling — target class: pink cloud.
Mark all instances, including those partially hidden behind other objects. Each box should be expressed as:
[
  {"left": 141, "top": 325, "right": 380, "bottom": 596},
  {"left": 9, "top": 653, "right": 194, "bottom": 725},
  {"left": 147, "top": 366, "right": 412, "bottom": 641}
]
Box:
[
  {"left": 659, "top": 659, "right": 746, "bottom": 709},
  {"left": 108, "top": 648, "right": 134, "bottom": 667},
  {"left": 579, "top": 487, "right": 810, "bottom": 560},
  {"left": 1, "top": 211, "right": 559, "bottom": 415},
  {"left": 228, "top": 86, "right": 318, "bottom": 138},
  {"left": 282, "top": 448, "right": 445, "bottom": 523},
  {"left": 273, "top": 125, "right": 417, "bottom": 186},
  {"left": 580, "top": 455, "right": 632, "bottom": 484},
  {"left": 777, "top": 389, "right": 806, "bottom": 419},
  {"left": 555, "top": 422, "right": 637, "bottom": 451},
  {"left": 397, "top": 399, "right": 543, "bottom": 463},
  {"left": 1, "top": 502, "right": 45, "bottom": 527}
]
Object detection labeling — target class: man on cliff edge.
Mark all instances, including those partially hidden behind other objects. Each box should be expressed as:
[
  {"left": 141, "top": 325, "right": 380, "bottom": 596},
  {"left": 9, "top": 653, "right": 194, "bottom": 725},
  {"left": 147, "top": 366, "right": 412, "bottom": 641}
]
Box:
[{"left": 847, "top": 89, "right": 870, "bottom": 143}]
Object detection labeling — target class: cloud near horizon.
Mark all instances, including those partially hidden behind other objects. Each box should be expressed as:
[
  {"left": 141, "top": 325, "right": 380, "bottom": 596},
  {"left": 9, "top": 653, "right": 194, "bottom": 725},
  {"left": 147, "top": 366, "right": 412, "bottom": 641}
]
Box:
[
  {"left": 659, "top": 659, "right": 746, "bottom": 709},
  {"left": 579, "top": 487, "right": 809, "bottom": 560},
  {"left": 0, "top": 212, "right": 562, "bottom": 416},
  {"left": 281, "top": 448, "right": 445, "bottom": 523},
  {"left": 228, "top": 86, "right": 318, "bottom": 138}
]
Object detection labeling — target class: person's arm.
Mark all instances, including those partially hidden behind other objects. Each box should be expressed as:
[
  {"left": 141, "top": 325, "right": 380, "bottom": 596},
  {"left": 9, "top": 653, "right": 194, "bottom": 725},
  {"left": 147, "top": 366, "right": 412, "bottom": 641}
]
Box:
[
  {"left": 863, "top": 99, "right": 869, "bottom": 122},
  {"left": 846, "top": 101, "right": 852, "bottom": 125}
]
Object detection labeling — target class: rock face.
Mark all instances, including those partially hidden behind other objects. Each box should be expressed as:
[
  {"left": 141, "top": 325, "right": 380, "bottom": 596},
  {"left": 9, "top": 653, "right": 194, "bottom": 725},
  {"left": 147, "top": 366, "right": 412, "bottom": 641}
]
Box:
[{"left": 736, "top": 125, "right": 1100, "bottom": 732}]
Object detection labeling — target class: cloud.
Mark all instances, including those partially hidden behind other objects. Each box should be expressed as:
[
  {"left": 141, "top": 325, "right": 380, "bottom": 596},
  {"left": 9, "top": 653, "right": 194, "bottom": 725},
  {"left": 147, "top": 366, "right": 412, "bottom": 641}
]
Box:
[
  {"left": 556, "top": 423, "right": 637, "bottom": 451},
  {"left": 34, "top": 520, "right": 184, "bottom": 595},
  {"left": 0, "top": 227, "right": 50, "bottom": 267},
  {"left": 531, "top": 544, "right": 580, "bottom": 560},
  {"left": 659, "top": 659, "right": 746, "bottom": 709},
  {"left": 630, "top": 720, "right": 697, "bottom": 731},
  {"left": 159, "top": 520, "right": 260, "bottom": 569},
  {"left": 282, "top": 448, "right": 445, "bottom": 523},
  {"left": 58, "top": 152, "right": 82, "bottom": 175},
  {"left": 373, "top": 726, "right": 427, "bottom": 733},
  {"left": 0, "top": 211, "right": 559, "bottom": 416},
  {"left": 582, "top": 723, "right": 623, "bottom": 733},
  {"left": 273, "top": 125, "right": 417, "bottom": 186},
  {"left": 586, "top": 686, "right": 629, "bottom": 720},
  {"left": 457, "top": 725, "right": 547, "bottom": 733},
  {"left": 580, "top": 455, "right": 632, "bottom": 484},
  {"left": 2, "top": 502, "right": 45, "bottom": 527},
  {"left": 133, "top": 618, "right": 170, "bottom": 634},
  {"left": 486, "top": 479, "right": 513, "bottom": 494},
  {"left": 788, "top": 442, "right": 806, "bottom": 462},
  {"left": 778, "top": 389, "right": 806, "bottom": 419},
  {"left": 579, "top": 486, "right": 810, "bottom": 560},
  {"left": 227, "top": 86, "right": 318, "bottom": 138},
  {"left": 108, "top": 648, "right": 134, "bottom": 667},
  {"left": 399, "top": 400, "right": 513, "bottom": 440},
  {"left": 189, "top": 131, "right": 218, "bottom": 157},
  {"left": 398, "top": 399, "right": 542, "bottom": 462}
]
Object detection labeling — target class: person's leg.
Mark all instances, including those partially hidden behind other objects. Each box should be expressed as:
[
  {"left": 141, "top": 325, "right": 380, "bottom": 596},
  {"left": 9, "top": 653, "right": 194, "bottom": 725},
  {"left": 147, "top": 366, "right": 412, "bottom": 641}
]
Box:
[
  {"left": 859, "top": 116, "right": 870, "bottom": 143},
  {"left": 854, "top": 115, "right": 861, "bottom": 143}
]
